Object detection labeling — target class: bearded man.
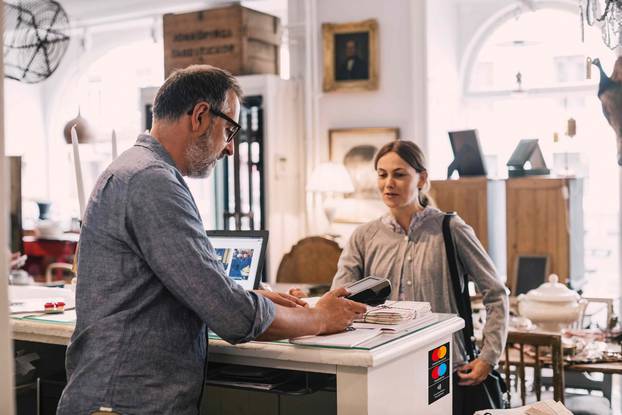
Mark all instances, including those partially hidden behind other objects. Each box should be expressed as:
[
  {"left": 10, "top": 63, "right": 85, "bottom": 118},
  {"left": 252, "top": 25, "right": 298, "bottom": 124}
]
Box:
[{"left": 57, "top": 65, "right": 365, "bottom": 415}]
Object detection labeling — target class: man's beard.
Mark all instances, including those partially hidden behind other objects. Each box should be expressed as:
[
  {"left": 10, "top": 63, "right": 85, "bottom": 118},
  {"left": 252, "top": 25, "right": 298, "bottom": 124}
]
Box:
[{"left": 185, "top": 124, "right": 222, "bottom": 178}]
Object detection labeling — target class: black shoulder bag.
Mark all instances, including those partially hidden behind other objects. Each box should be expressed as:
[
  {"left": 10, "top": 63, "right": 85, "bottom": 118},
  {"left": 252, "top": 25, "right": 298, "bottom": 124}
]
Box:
[{"left": 442, "top": 213, "right": 508, "bottom": 410}]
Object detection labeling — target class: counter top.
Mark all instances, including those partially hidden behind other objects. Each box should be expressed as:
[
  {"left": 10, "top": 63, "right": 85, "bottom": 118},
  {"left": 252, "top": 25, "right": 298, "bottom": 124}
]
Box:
[
  {"left": 11, "top": 318, "right": 74, "bottom": 346},
  {"left": 11, "top": 314, "right": 464, "bottom": 369}
]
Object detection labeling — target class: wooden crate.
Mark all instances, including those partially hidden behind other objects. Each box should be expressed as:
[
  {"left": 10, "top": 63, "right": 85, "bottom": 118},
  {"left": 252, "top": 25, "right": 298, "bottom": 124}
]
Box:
[{"left": 163, "top": 5, "right": 280, "bottom": 77}]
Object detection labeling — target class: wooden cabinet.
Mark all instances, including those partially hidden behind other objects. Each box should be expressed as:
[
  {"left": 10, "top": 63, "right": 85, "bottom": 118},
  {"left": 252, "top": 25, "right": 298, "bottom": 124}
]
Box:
[
  {"left": 430, "top": 177, "right": 506, "bottom": 274},
  {"left": 430, "top": 176, "right": 584, "bottom": 290},
  {"left": 506, "top": 177, "right": 584, "bottom": 289},
  {"left": 430, "top": 177, "right": 489, "bottom": 248}
]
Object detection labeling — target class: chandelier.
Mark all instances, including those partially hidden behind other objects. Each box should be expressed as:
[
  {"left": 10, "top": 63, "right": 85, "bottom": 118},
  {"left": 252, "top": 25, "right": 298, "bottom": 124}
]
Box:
[{"left": 581, "top": 0, "right": 622, "bottom": 49}]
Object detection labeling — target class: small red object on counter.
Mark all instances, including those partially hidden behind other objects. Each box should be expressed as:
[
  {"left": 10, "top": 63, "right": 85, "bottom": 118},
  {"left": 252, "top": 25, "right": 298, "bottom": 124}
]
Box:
[{"left": 44, "top": 301, "right": 65, "bottom": 314}]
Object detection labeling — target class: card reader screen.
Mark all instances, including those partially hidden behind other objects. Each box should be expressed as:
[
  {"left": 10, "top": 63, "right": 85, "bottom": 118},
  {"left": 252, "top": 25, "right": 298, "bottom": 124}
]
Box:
[{"left": 346, "top": 277, "right": 382, "bottom": 294}]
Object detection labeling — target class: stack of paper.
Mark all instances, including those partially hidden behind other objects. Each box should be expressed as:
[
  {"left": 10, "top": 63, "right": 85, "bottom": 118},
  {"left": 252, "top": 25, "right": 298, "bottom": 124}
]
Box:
[
  {"left": 9, "top": 286, "right": 75, "bottom": 314},
  {"left": 357, "top": 301, "right": 431, "bottom": 324},
  {"left": 289, "top": 299, "right": 437, "bottom": 347},
  {"left": 354, "top": 313, "right": 437, "bottom": 333},
  {"left": 474, "top": 400, "right": 573, "bottom": 415},
  {"left": 291, "top": 327, "right": 382, "bottom": 347}
]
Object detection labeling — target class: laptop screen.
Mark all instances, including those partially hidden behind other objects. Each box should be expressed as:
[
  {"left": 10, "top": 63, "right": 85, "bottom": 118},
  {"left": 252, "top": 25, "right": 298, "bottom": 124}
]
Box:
[{"left": 205, "top": 230, "right": 269, "bottom": 290}]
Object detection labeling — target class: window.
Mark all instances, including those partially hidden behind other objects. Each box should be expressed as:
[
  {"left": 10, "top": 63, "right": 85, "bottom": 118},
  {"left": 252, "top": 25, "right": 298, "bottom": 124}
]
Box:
[
  {"left": 46, "top": 39, "right": 165, "bottom": 226},
  {"left": 462, "top": 8, "right": 618, "bottom": 298}
]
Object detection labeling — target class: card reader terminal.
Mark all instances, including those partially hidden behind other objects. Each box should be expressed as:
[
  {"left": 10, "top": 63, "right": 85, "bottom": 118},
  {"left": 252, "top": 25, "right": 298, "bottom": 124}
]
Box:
[{"left": 345, "top": 276, "right": 391, "bottom": 306}]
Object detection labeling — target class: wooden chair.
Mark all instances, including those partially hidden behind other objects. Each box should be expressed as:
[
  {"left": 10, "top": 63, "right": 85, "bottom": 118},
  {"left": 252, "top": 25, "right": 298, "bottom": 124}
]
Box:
[
  {"left": 45, "top": 262, "right": 75, "bottom": 284},
  {"left": 500, "top": 331, "right": 565, "bottom": 406},
  {"left": 276, "top": 236, "right": 342, "bottom": 285}
]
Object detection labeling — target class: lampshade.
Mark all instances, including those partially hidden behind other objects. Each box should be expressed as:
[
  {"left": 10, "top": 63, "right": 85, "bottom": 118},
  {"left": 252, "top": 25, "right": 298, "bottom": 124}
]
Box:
[
  {"left": 63, "top": 110, "right": 95, "bottom": 144},
  {"left": 307, "top": 162, "right": 355, "bottom": 193}
]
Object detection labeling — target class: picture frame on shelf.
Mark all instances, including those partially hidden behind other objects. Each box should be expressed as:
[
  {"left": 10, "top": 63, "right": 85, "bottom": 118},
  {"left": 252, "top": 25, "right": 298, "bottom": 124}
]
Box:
[
  {"left": 322, "top": 19, "right": 379, "bottom": 92},
  {"left": 328, "top": 127, "right": 399, "bottom": 224}
]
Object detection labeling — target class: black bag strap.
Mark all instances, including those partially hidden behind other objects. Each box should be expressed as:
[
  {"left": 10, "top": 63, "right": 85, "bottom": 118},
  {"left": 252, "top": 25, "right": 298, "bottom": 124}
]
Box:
[{"left": 442, "top": 213, "right": 477, "bottom": 361}]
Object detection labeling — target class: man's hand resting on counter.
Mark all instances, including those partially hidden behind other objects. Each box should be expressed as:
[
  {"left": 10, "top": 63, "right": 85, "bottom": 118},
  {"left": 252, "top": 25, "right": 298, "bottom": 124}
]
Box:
[
  {"left": 255, "top": 290, "right": 308, "bottom": 308},
  {"left": 256, "top": 287, "right": 367, "bottom": 341},
  {"left": 287, "top": 287, "right": 307, "bottom": 299},
  {"left": 312, "top": 287, "right": 366, "bottom": 334}
]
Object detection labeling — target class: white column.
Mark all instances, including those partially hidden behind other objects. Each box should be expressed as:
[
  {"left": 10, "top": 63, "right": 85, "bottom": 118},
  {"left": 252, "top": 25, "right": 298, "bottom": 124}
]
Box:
[
  {"left": 288, "top": 0, "right": 320, "bottom": 235},
  {"left": 410, "top": 0, "right": 429, "bottom": 155},
  {"left": 0, "top": 1, "right": 16, "bottom": 412}
]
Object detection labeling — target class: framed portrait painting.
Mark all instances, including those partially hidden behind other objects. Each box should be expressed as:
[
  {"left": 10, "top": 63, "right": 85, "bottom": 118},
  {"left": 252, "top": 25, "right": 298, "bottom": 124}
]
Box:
[
  {"left": 329, "top": 128, "right": 399, "bottom": 223},
  {"left": 322, "top": 19, "right": 379, "bottom": 92}
]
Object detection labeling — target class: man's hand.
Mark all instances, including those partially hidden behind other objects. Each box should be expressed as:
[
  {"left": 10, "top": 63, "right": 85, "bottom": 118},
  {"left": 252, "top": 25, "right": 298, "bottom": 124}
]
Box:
[
  {"left": 287, "top": 287, "right": 308, "bottom": 299},
  {"left": 456, "top": 358, "right": 492, "bottom": 386},
  {"left": 255, "top": 290, "right": 308, "bottom": 308},
  {"left": 313, "top": 287, "right": 367, "bottom": 335}
]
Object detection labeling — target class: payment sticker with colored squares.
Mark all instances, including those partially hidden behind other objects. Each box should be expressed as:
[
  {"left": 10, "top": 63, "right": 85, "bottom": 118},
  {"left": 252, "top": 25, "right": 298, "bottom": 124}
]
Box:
[{"left": 428, "top": 342, "right": 450, "bottom": 405}]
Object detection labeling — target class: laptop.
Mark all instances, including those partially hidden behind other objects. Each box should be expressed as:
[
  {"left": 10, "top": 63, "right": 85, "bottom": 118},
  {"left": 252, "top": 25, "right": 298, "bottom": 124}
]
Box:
[{"left": 205, "top": 230, "right": 268, "bottom": 290}]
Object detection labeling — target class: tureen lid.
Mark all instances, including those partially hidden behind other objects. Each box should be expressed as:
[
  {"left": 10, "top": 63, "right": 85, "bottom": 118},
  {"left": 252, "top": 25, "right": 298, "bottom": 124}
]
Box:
[{"left": 524, "top": 274, "right": 580, "bottom": 302}]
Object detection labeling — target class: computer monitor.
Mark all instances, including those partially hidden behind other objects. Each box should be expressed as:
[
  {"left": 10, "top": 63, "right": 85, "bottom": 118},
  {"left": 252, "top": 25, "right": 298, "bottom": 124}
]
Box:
[
  {"left": 447, "top": 129, "right": 487, "bottom": 178},
  {"left": 205, "top": 230, "right": 268, "bottom": 290},
  {"left": 512, "top": 255, "right": 549, "bottom": 296}
]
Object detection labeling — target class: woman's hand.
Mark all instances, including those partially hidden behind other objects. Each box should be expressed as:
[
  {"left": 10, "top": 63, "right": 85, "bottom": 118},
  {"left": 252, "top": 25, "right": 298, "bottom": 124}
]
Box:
[
  {"left": 255, "top": 290, "right": 308, "bottom": 308},
  {"left": 456, "top": 358, "right": 492, "bottom": 386}
]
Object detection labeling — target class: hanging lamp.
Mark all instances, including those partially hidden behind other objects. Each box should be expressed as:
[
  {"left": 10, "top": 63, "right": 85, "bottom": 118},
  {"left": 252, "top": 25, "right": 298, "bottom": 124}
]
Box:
[{"left": 63, "top": 109, "right": 95, "bottom": 144}]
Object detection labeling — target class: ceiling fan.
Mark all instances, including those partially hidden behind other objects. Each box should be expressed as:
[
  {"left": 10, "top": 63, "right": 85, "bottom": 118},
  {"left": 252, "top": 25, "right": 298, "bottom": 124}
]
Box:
[{"left": 3, "top": 0, "right": 71, "bottom": 83}]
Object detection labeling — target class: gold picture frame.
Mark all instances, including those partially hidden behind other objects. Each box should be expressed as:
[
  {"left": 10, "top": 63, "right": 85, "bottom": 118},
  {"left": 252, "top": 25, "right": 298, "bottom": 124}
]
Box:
[{"left": 322, "top": 19, "right": 379, "bottom": 92}]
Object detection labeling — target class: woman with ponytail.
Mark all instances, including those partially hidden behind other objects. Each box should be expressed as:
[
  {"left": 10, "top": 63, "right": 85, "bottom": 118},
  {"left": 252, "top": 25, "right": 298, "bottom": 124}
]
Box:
[{"left": 329, "top": 140, "right": 508, "bottom": 415}]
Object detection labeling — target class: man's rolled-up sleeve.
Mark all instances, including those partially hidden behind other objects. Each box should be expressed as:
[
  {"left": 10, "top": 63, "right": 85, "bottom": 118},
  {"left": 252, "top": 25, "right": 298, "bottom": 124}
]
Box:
[{"left": 125, "top": 167, "right": 275, "bottom": 344}]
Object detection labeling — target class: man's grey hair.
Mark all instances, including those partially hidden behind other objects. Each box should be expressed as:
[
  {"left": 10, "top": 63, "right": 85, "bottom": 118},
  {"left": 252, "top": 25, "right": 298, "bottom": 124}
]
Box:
[{"left": 152, "top": 64, "right": 243, "bottom": 121}]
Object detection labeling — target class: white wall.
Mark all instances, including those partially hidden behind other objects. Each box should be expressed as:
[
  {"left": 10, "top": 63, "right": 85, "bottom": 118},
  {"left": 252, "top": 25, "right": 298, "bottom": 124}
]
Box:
[
  {"left": 288, "top": 0, "right": 429, "bottom": 235},
  {"left": 4, "top": 81, "right": 49, "bottom": 204},
  {"left": 289, "top": 0, "right": 528, "bottom": 181},
  {"left": 314, "top": 0, "right": 423, "bottom": 157},
  {"left": 426, "top": 0, "right": 462, "bottom": 179},
  {"left": 2, "top": 1, "right": 289, "bottom": 225}
]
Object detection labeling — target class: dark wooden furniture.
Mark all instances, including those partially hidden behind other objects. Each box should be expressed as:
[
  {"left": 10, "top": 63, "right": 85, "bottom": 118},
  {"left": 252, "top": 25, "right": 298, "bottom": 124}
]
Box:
[
  {"left": 276, "top": 236, "right": 342, "bottom": 285},
  {"left": 500, "top": 331, "right": 565, "bottom": 405}
]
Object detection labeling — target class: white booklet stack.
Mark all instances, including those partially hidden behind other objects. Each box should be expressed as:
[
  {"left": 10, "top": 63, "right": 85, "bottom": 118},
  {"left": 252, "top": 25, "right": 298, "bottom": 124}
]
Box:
[
  {"left": 290, "top": 299, "right": 436, "bottom": 347},
  {"left": 357, "top": 301, "right": 431, "bottom": 324}
]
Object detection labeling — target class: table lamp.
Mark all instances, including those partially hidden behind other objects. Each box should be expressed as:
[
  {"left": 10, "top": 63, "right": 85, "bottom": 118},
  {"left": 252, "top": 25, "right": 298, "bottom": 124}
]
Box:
[{"left": 306, "top": 162, "right": 354, "bottom": 232}]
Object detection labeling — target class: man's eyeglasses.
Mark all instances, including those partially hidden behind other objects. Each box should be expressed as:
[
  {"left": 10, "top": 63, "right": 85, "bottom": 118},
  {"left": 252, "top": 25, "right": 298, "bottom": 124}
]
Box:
[{"left": 187, "top": 106, "right": 241, "bottom": 143}]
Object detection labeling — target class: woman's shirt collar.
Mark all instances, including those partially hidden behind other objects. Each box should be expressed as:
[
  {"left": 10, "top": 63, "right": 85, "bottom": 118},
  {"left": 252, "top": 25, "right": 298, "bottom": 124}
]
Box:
[{"left": 380, "top": 206, "right": 434, "bottom": 237}]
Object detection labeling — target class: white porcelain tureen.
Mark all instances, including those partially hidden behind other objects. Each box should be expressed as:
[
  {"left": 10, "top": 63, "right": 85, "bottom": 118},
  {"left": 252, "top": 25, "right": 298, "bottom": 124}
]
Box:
[{"left": 517, "top": 274, "right": 587, "bottom": 331}]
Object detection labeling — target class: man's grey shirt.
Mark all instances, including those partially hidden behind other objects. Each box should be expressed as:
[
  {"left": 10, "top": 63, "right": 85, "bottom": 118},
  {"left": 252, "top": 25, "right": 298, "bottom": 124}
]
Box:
[{"left": 57, "top": 134, "right": 276, "bottom": 415}]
